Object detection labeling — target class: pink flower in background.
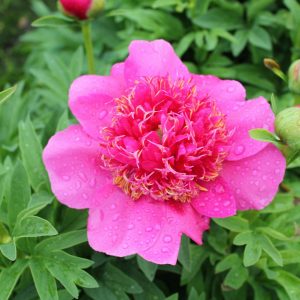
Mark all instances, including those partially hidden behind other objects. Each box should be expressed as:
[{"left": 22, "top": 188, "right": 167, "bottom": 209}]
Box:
[{"left": 43, "top": 40, "right": 286, "bottom": 265}]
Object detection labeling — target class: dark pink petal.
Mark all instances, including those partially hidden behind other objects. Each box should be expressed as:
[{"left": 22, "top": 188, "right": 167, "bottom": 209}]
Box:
[
  {"left": 124, "top": 40, "right": 190, "bottom": 85},
  {"left": 43, "top": 125, "right": 112, "bottom": 209},
  {"left": 192, "top": 178, "right": 236, "bottom": 218},
  {"left": 221, "top": 145, "right": 285, "bottom": 210},
  {"left": 87, "top": 192, "right": 209, "bottom": 265},
  {"left": 69, "top": 75, "right": 124, "bottom": 140},
  {"left": 193, "top": 75, "right": 246, "bottom": 115},
  {"left": 225, "top": 97, "right": 275, "bottom": 160}
]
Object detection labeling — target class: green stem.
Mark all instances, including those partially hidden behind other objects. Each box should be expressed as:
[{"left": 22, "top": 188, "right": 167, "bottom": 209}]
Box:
[{"left": 81, "top": 21, "right": 96, "bottom": 74}]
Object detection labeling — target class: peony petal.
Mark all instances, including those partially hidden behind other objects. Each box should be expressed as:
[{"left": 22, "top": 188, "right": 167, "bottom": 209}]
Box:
[
  {"left": 88, "top": 192, "right": 166, "bottom": 258},
  {"left": 221, "top": 145, "right": 286, "bottom": 210},
  {"left": 87, "top": 192, "right": 209, "bottom": 265},
  {"left": 124, "top": 40, "right": 190, "bottom": 85},
  {"left": 193, "top": 75, "right": 246, "bottom": 115},
  {"left": 225, "top": 97, "right": 275, "bottom": 160},
  {"left": 69, "top": 75, "right": 124, "bottom": 140},
  {"left": 139, "top": 203, "right": 209, "bottom": 265},
  {"left": 43, "top": 125, "right": 113, "bottom": 209},
  {"left": 192, "top": 178, "right": 236, "bottom": 218}
]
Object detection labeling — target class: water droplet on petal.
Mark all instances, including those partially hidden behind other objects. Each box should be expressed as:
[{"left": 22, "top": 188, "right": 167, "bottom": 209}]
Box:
[
  {"left": 82, "top": 193, "right": 88, "bottom": 199},
  {"left": 236, "top": 188, "right": 241, "bottom": 194},
  {"left": 127, "top": 224, "right": 134, "bottom": 230},
  {"left": 214, "top": 183, "right": 225, "bottom": 194},
  {"left": 111, "top": 204, "right": 116, "bottom": 209},
  {"left": 234, "top": 145, "right": 245, "bottom": 155},
  {"left": 146, "top": 226, "right": 153, "bottom": 232},
  {"left": 99, "top": 110, "right": 108, "bottom": 120},
  {"left": 223, "top": 200, "right": 231, "bottom": 207},
  {"left": 62, "top": 175, "right": 70, "bottom": 181},
  {"left": 122, "top": 243, "right": 129, "bottom": 249},
  {"left": 161, "top": 247, "right": 169, "bottom": 253},
  {"left": 163, "top": 235, "right": 172, "bottom": 243},
  {"left": 227, "top": 86, "right": 235, "bottom": 93},
  {"left": 252, "top": 170, "right": 258, "bottom": 176},
  {"left": 113, "top": 213, "right": 120, "bottom": 221}
]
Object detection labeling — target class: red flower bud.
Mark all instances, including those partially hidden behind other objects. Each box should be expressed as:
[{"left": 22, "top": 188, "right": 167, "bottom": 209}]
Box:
[{"left": 59, "top": 0, "right": 104, "bottom": 20}]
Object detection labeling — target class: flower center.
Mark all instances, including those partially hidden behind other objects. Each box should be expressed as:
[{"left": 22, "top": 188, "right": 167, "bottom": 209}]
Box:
[{"left": 100, "top": 76, "right": 230, "bottom": 202}]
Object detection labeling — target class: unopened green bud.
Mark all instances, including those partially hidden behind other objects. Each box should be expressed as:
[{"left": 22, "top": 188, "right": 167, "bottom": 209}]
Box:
[
  {"left": 275, "top": 107, "right": 300, "bottom": 150},
  {"left": 288, "top": 59, "right": 300, "bottom": 94}
]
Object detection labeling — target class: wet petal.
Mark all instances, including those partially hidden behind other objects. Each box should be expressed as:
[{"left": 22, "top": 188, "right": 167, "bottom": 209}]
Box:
[
  {"left": 87, "top": 193, "right": 209, "bottom": 265},
  {"left": 221, "top": 145, "right": 286, "bottom": 210},
  {"left": 69, "top": 75, "right": 124, "bottom": 140},
  {"left": 225, "top": 97, "right": 275, "bottom": 160},
  {"left": 140, "top": 203, "right": 209, "bottom": 264},
  {"left": 43, "top": 125, "right": 113, "bottom": 209},
  {"left": 193, "top": 74, "right": 246, "bottom": 115},
  {"left": 192, "top": 178, "right": 236, "bottom": 218},
  {"left": 124, "top": 40, "right": 190, "bottom": 85}
]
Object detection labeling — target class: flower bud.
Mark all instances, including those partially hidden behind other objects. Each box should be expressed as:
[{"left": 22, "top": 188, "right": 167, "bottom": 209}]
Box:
[
  {"left": 288, "top": 59, "right": 300, "bottom": 94},
  {"left": 275, "top": 106, "right": 300, "bottom": 150},
  {"left": 58, "top": 0, "right": 104, "bottom": 20}
]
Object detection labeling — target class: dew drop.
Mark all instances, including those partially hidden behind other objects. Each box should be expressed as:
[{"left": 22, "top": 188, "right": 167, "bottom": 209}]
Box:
[
  {"left": 75, "top": 181, "right": 81, "bottom": 190},
  {"left": 163, "top": 235, "right": 172, "bottom": 243},
  {"left": 275, "top": 169, "right": 280, "bottom": 174},
  {"left": 82, "top": 193, "right": 88, "bottom": 199},
  {"left": 62, "top": 175, "right": 70, "bottom": 181},
  {"left": 146, "top": 226, "right": 153, "bottom": 232},
  {"left": 127, "top": 224, "right": 134, "bottom": 230},
  {"left": 227, "top": 86, "right": 235, "bottom": 93},
  {"left": 223, "top": 200, "right": 231, "bottom": 207},
  {"left": 99, "top": 110, "right": 108, "bottom": 120},
  {"left": 122, "top": 243, "right": 129, "bottom": 249},
  {"left": 234, "top": 145, "right": 245, "bottom": 155},
  {"left": 236, "top": 188, "right": 241, "bottom": 194},
  {"left": 112, "top": 213, "right": 120, "bottom": 221},
  {"left": 252, "top": 170, "right": 258, "bottom": 176},
  {"left": 111, "top": 204, "right": 116, "bottom": 209},
  {"left": 161, "top": 247, "right": 169, "bottom": 253},
  {"left": 215, "top": 183, "right": 225, "bottom": 194}
]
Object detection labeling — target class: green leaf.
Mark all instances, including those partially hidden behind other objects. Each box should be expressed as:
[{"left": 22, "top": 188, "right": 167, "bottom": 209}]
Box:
[
  {"left": 35, "top": 229, "right": 87, "bottom": 253},
  {"left": 19, "top": 118, "right": 49, "bottom": 191},
  {"left": 188, "top": 288, "right": 199, "bottom": 300},
  {"left": 213, "top": 216, "right": 249, "bottom": 232},
  {"left": 249, "top": 26, "right": 272, "bottom": 50},
  {"left": 8, "top": 161, "right": 31, "bottom": 229},
  {"left": 261, "top": 193, "right": 294, "bottom": 213},
  {"left": 165, "top": 294, "right": 179, "bottom": 300},
  {"left": 56, "top": 110, "right": 70, "bottom": 132},
  {"left": 178, "top": 235, "right": 191, "bottom": 271},
  {"left": 258, "top": 234, "right": 283, "bottom": 266},
  {"left": 0, "top": 259, "right": 28, "bottom": 300},
  {"left": 224, "top": 264, "right": 248, "bottom": 289},
  {"left": 257, "top": 227, "right": 290, "bottom": 241},
  {"left": 0, "top": 85, "right": 17, "bottom": 105},
  {"left": 0, "top": 240, "right": 16, "bottom": 261},
  {"left": 175, "top": 33, "right": 195, "bottom": 57},
  {"left": 233, "top": 231, "right": 253, "bottom": 246},
  {"left": 273, "top": 270, "right": 300, "bottom": 300},
  {"left": 231, "top": 30, "right": 249, "bottom": 56},
  {"left": 13, "top": 216, "right": 57, "bottom": 238},
  {"left": 137, "top": 256, "right": 158, "bottom": 281},
  {"left": 32, "top": 15, "right": 75, "bottom": 27},
  {"left": 103, "top": 263, "right": 143, "bottom": 294},
  {"left": 17, "top": 192, "right": 53, "bottom": 221},
  {"left": 193, "top": 8, "right": 244, "bottom": 30},
  {"left": 0, "top": 222, "right": 11, "bottom": 244},
  {"left": 69, "top": 47, "right": 84, "bottom": 79},
  {"left": 249, "top": 129, "right": 281, "bottom": 146},
  {"left": 280, "top": 250, "right": 300, "bottom": 265},
  {"left": 243, "top": 241, "right": 262, "bottom": 267},
  {"left": 30, "top": 258, "right": 59, "bottom": 300},
  {"left": 215, "top": 254, "right": 240, "bottom": 273}
]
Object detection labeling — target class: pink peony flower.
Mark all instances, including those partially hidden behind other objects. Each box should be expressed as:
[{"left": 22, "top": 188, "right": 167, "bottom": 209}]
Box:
[
  {"left": 59, "top": 0, "right": 104, "bottom": 20},
  {"left": 43, "top": 40, "right": 286, "bottom": 265}
]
